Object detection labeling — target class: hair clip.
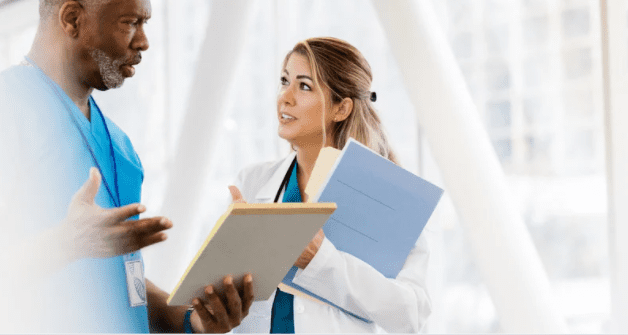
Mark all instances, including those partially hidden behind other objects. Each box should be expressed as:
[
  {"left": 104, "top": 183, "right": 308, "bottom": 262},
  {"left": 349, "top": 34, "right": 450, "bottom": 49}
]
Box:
[{"left": 370, "top": 91, "right": 377, "bottom": 102}]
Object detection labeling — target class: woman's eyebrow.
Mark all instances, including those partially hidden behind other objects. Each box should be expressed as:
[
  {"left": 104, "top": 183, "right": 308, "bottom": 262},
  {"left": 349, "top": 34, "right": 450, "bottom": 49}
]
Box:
[{"left": 296, "top": 75, "right": 313, "bottom": 81}]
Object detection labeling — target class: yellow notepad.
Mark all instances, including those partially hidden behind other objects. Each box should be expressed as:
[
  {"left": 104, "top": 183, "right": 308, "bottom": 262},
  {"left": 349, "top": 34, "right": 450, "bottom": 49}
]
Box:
[{"left": 167, "top": 202, "right": 336, "bottom": 306}]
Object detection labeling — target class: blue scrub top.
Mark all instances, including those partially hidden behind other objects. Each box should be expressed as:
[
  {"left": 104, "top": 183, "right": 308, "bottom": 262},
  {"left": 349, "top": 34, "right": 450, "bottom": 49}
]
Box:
[{"left": 0, "top": 65, "right": 149, "bottom": 333}]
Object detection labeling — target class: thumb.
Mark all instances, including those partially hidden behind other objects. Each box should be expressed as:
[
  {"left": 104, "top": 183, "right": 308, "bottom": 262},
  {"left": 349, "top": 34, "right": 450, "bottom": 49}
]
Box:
[
  {"left": 75, "top": 167, "right": 101, "bottom": 203},
  {"left": 228, "top": 185, "right": 246, "bottom": 203}
]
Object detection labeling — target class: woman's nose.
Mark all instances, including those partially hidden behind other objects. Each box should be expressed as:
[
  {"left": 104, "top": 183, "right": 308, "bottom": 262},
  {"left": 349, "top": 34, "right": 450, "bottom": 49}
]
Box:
[{"left": 278, "top": 85, "right": 295, "bottom": 106}]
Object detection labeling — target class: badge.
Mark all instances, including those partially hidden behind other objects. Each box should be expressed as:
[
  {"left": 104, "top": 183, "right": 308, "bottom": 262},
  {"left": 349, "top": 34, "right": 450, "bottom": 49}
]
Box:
[{"left": 125, "top": 260, "right": 147, "bottom": 307}]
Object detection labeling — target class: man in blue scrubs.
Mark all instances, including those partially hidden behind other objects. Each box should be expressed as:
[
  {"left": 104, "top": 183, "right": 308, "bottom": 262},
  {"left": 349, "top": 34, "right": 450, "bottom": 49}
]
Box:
[{"left": 0, "top": 0, "right": 253, "bottom": 332}]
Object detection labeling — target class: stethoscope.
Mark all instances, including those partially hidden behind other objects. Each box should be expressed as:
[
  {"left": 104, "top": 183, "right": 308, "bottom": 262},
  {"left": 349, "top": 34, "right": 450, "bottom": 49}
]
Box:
[{"left": 273, "top": 157, "right": 298, "bottom": 203}]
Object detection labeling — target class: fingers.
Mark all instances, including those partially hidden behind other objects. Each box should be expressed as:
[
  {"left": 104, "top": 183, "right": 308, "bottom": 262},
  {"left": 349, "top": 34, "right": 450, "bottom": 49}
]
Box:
[
  {"left": 74, "top": 167, "right": 101, "bottom": 203},
  {"left": 126, "top": 217, "right": 172, "bottom": 236},
  {"left": 240, "top": 274, "right": 254, "bottom": 317},
  {"left": 315, "top": 228, "right": 325, "bottom": 239},
  {"left": 192, "top": 298, "right": 216, "bottom": 325},
  {"left": 228, "top": 185, "right": 246, "bottom": 203},
  {"left": 203, "top": 285, "right": 230, "bottom": 328},
  {"left": 136, "top": 231, "right": 169, "bottom": 250},
  {"left": 223, "top": 276, "right": 242, "bottom": 326},
  {"left": 120, "top": 217, "right": 171, "bottom": 252},
  {"left": 108, "top": 203, "right": 147, "bottom": 222}
]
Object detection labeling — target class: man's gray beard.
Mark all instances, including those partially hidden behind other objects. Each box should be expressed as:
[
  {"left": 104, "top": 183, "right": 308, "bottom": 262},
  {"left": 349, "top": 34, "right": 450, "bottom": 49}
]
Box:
[{"left": 88, "top": 48, "right": 126, "bottom": 89}]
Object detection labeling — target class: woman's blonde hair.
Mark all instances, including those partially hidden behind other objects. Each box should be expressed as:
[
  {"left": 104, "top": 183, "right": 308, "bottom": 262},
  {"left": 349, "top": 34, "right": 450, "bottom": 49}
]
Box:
[{"left": 283, "top": 37, "right": 398, "bottom": 164}]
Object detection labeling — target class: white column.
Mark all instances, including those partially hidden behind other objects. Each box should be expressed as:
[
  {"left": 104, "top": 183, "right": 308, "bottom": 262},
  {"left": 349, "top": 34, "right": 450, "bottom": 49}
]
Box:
[
  {"left": 371, "top": 1, "right": 568, "bottom": 332},
  {"left": 600, "top": 0, "right": 628, "bottom": 332},
  {"left": 154, "top": 0, "right": 254, "bottom": 291}
]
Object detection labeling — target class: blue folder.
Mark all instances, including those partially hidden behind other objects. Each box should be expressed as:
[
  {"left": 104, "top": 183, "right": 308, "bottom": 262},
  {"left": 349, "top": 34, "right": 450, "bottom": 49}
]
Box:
[{"left": 281, "top": 138, "right": 444, "bottom": 321}]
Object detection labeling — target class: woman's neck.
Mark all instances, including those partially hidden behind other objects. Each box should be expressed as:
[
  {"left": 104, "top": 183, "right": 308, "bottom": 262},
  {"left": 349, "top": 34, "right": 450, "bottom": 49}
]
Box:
[{"left": 294, "top": 140, "right": 330, "bottom": 202}]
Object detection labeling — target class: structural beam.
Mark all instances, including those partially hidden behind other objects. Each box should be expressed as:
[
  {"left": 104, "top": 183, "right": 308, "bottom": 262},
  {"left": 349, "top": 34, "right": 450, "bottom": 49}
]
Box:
[
  {"left": 372, "top": 0, "right": 568, "bottom": 332},
  {"left": 600, "top": 0, "right": 628, "bottom": 332},
  {"left": 155, "top": 0, "right": 254, "bottom": 291}
]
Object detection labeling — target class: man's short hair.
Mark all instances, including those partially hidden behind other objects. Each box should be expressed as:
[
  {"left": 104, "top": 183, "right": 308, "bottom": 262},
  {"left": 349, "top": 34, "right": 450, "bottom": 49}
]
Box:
[
  {"left": 39, "top": 0, "right": 64, "bottom": 19},
  {"left": 39, "top": 0, "right": 105, "bottom": 20}
]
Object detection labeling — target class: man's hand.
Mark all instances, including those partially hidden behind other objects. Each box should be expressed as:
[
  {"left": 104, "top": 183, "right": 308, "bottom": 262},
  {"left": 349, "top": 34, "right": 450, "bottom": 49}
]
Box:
[
  {"left": 294, "top": 229, "right": 324, "bottom": 269},
  {"left": 59, "top": 167, "right": 172, "bottom": 261},
  {"left": 190, "top": 274, "right": 255, "bottom": 333}
]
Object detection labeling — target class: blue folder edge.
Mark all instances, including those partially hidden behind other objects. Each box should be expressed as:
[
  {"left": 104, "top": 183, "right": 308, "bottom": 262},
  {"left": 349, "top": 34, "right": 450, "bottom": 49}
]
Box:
[{"left": 280, "top": 266, "right": 372, "bottom": 323}]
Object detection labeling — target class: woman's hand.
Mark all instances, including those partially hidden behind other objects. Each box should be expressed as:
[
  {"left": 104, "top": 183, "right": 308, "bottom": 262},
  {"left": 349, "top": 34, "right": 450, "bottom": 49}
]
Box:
[
  {"left": 294, "top": 229, "right": 324, "bottom": 269},
  {"left": 228, "top": 186, "right": 246, "bottom": 203}
]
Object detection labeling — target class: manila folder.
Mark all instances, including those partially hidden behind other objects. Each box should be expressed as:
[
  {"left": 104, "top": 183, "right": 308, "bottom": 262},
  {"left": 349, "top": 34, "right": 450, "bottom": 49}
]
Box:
[{"left": 167, "top": 203, "right": 337, "bottom": 306}]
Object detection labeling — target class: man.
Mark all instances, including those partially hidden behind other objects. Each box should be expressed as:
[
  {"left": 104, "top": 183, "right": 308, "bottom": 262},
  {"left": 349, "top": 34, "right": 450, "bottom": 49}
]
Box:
[{"left": 0, "top": 0, "right": 254, "bottom": 332}]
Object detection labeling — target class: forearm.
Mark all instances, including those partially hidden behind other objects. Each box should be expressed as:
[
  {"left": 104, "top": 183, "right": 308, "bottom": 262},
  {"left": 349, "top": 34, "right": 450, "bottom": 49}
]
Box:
[
  {"left": 146, "top": 279, "right": 189, "bottom": 333},
  {"left": 1, "top": 224, "right": 76, "bottom": 282}
]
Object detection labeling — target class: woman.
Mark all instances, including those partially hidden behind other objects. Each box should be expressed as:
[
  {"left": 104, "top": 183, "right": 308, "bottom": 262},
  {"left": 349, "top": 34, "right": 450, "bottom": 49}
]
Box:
[{"left": 229, "top": 37, "right": 431, "bottom": 333}]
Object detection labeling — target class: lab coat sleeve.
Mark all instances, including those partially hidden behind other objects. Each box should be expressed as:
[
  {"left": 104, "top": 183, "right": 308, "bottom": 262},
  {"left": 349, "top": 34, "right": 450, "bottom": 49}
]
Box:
[{"left": 292, "top": 227, "right": 432, "bottom": 333}]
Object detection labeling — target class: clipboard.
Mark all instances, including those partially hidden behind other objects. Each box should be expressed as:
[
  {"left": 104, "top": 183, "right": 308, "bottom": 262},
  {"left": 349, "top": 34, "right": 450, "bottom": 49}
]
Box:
[{"left": 167, "top": 202, "right": 336, "bottom": 306}]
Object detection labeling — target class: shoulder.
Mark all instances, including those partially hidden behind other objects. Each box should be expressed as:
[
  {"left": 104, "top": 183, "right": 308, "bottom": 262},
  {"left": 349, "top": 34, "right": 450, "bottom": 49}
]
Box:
[
  {"left": 0, "top": 66, "right": 43, "bottom": 111},
  {"left": 237, "top": 158, "right": 285, "bottom": 182},
  {"left": 0, "top": 65, "right": 48, "bottom": 100},
  {"left": 235, "top": 154, "right": 294, "bottom": 202}
]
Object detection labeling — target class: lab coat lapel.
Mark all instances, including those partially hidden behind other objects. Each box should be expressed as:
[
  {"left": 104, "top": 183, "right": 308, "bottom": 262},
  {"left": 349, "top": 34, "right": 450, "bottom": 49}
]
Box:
[{"left": 255, "top": 151, "right": 297, "bottom": 202}]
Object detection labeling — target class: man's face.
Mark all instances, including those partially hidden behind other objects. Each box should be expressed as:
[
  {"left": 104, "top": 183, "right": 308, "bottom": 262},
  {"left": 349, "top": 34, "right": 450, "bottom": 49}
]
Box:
[{"left": 80, "top": 0, "right": 151, "bottom": 90}]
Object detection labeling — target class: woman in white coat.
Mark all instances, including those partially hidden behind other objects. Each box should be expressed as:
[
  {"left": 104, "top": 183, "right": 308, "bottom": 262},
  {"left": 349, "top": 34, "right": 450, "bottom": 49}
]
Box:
[{"left": 229, "top": 37, "right": 431, "bottom": 333}]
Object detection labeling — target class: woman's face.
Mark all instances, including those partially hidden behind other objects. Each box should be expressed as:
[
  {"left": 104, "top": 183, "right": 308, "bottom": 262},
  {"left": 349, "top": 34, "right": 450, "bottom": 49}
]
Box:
[{"left": 277, "top": 53, "right": 334, "bottom": 147}]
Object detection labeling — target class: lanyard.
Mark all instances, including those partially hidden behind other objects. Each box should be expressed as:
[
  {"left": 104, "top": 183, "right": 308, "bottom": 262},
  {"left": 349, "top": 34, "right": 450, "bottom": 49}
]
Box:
[
  {"left": 23, "top": 56, "right": 121, "bottom": 208},
  {"left": 274, "top": 157, "right": 297, "bottom": 203}
]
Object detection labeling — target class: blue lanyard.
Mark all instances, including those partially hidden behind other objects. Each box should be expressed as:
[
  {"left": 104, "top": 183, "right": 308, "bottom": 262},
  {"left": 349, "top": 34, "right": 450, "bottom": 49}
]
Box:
[{"left": 23, "top": 56, "right": 121, "bottom": 208}]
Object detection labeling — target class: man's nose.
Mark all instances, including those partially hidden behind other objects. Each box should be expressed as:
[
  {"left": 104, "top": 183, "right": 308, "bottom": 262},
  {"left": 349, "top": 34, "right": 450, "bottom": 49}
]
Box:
[{"left": 132, "top": 26, "right": 149, "bottom": 52}]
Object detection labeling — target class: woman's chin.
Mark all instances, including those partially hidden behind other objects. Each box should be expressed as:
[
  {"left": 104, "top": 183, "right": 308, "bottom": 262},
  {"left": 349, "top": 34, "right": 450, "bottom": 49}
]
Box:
[{"left": 278, "top": 128, "right": 297, "bottom": 142}]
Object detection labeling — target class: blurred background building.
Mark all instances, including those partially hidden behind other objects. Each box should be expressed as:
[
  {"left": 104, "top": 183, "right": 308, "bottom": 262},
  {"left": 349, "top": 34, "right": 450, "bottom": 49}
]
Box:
[{"left": 0, "top": 0, "right": 622, "bottom": 333}]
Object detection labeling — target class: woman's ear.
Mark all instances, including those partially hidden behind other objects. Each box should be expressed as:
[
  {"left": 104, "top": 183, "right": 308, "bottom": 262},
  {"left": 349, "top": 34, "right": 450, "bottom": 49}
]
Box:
[{"left": 333, "top": 97, "right": 353, "bottom": 122}]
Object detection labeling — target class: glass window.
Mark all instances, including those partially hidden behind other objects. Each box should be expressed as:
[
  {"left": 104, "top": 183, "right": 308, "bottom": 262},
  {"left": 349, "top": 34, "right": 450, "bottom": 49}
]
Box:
[
  {"left": 523, "top": 15, "right": 549, "bottom": 47},
  {"left": 486, "top": 100, "right": 512, "bottom": 128},
  {"left": 563, "top": 47, "right": 592, "bottom": 80},
  {"left": 523, "top": 96, "right": 551, "bottom": 126},
  {"left": 485, "top": 60, "right": 510, "bottom": 90},
  {"left": 492, "top": 138, "right": 513, "bottom": 162},
  {"left": 524, "top": 54, "right": 551, "bottom": 87},
  {"left": 562, "top": 8, "right": 591, "bottom": 38},
  {"left": 453, "top": 32, "right": 474, "bottom": 59},
  {"left": 485, "top": 24, "right": 509, "bottom": 56}
]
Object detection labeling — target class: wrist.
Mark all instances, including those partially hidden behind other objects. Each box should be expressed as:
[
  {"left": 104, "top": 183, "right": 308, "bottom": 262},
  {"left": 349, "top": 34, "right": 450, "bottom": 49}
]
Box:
[{"left": 183, "top": 307, "right": 195, "bottom": 333}]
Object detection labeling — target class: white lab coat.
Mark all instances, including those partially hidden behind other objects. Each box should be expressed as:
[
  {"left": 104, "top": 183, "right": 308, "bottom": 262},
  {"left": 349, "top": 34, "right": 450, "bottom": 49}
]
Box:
[{"left": 231, "top": 152, "right": 432, "bottom": 333}]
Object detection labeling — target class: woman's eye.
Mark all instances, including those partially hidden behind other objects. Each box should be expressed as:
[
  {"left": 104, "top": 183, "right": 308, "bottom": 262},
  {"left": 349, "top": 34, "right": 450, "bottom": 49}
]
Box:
[
  {"left": 280, "top": 77, "right": 289, "bottom": 85},
  {"left": 300, "top": 83, "right": 311, "bottom": 91}
]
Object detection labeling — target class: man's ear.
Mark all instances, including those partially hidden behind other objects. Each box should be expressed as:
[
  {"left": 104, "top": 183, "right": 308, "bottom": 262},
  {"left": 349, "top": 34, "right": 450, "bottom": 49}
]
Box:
[
  {"left": 58, "top": 1, "right": 84, "bottom": 38},
  {"left": 333, "top": 97, "right": 353, "bottom": 123}
]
